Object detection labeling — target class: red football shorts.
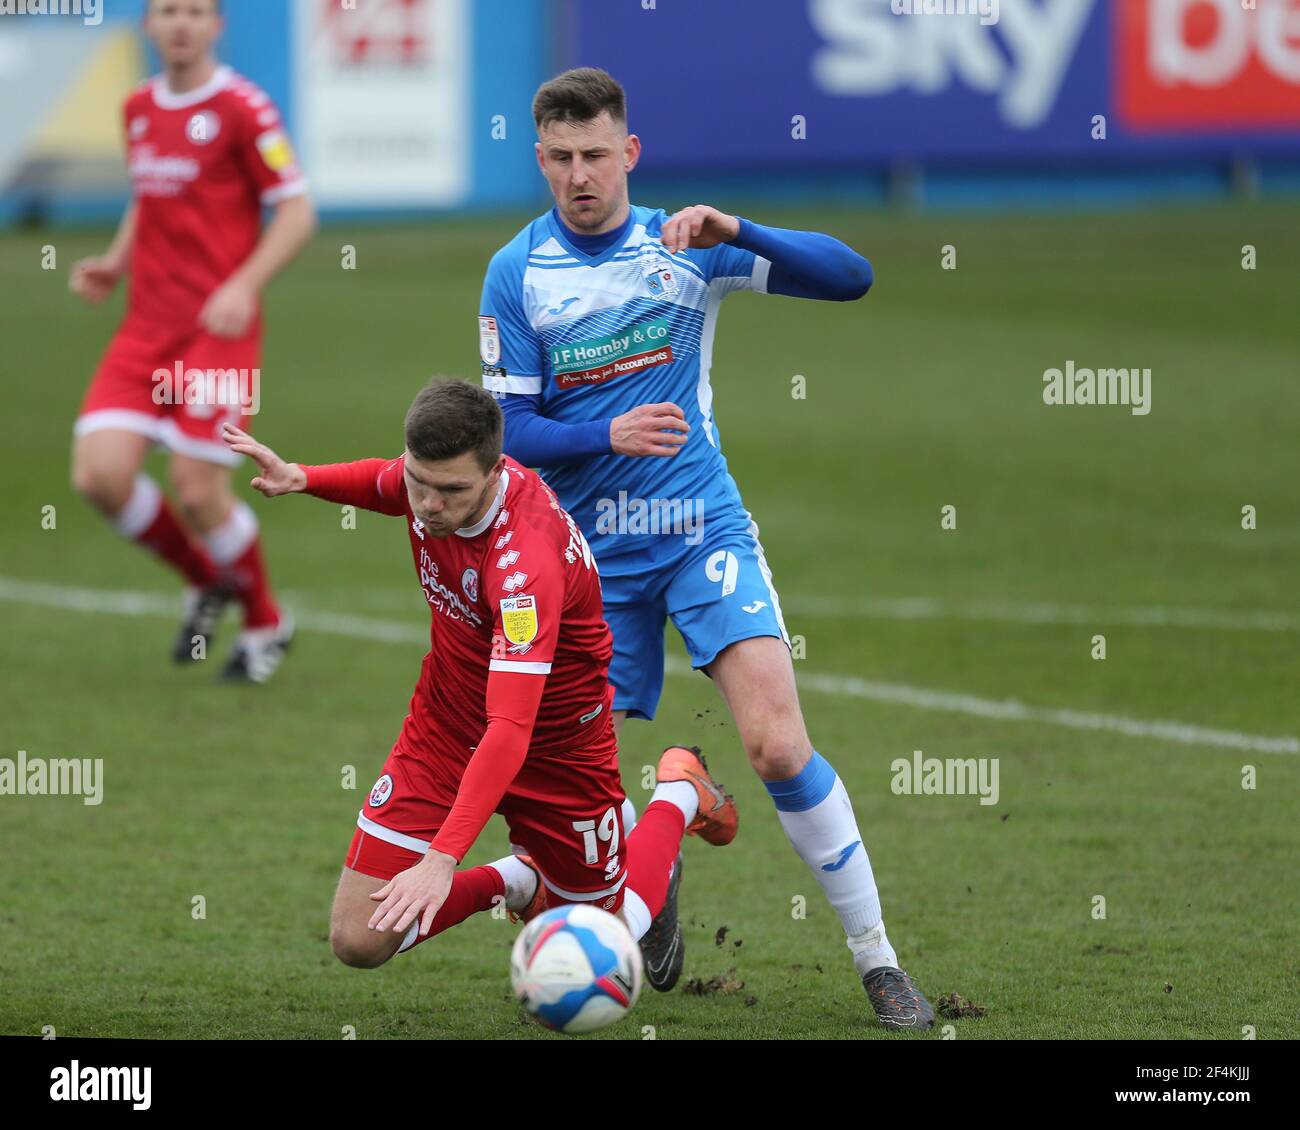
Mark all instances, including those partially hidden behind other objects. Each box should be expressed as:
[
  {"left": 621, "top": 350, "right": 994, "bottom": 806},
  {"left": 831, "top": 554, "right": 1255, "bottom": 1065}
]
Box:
[
  {"left": 75, "top": 315, "right": 261, "bottom": 467},
  {"left": 346, "top": 736, "right": 630, "bottom": 911}
]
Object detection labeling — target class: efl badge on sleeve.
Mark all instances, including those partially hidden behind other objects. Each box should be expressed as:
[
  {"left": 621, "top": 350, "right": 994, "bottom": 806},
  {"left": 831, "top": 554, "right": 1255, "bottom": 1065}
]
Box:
[
  {"left": 255, "top": 129, "right": 296, "bottom": 171},
  {"left": 479, "top": 316, "right": 501, "bottom": 365},
  {"left": 499, "top": 595, "right": 538, "bottom": 646}
]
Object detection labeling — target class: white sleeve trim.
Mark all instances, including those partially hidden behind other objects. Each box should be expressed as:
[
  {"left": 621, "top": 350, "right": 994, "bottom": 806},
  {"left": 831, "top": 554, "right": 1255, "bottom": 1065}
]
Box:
[
  {"left": 482, "top": 371, "right": 542, "bottom": 395},
  {"left": 489, "top": 659, "right": 552, "bottom": 675},
  {"left": 261, "top": 178, "right": 309, "bottom": 204},
  {"left": 751, "top": 255, "right": 772, "bottom": 295}
]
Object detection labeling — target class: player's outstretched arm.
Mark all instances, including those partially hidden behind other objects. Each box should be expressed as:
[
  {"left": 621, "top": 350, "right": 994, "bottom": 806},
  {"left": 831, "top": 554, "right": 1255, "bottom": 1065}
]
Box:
[
  {"left": 69, "top": 201, "right": 137, "bottom": 305},
  {"left": 223, "top": 423, "right": 407, "bottom": 515},
  {"left": 662, "top": 204, "right": 873, "bottom": 302},
  {"left": 221, "top": 423, "right": 307, "bottom": 496}
]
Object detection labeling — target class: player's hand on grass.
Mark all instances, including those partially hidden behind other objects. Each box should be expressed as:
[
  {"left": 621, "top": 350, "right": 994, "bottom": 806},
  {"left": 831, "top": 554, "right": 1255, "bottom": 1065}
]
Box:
[
  {"left": 660, "top": 204, "right": 740, "bottom": 254},
  {"left": 368, "top": 850, "right": 457, "bottom": 938},
  {"left": 610, "top": 402, "right": 690, "bottom": 457},
  {"left": 221, "top": 423, "right": 307, "bottom": 496},
  {"left": 200, "top": 277, "right": 258, "bottom": 339},
  {"left": 69, "top": 256, "right": 123, "bottom": 304}
]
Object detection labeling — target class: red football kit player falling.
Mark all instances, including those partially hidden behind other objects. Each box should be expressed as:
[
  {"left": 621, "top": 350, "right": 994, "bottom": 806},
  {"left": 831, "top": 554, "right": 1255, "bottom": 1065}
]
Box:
[
  {"left": 221, "top": 383, "right": 738, "bottom": 975},
  {"left": 70, "top": 1, "right": 316, "bottom": 682},
  {"left": 309, "top": 454, "right": 631, "bottom": 890}
]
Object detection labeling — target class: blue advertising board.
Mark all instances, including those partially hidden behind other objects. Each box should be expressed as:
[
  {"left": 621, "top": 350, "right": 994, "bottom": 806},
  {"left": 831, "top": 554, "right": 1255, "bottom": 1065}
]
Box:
[{"left": 568, "top": 0, "right": 1300, "bottom": 167}]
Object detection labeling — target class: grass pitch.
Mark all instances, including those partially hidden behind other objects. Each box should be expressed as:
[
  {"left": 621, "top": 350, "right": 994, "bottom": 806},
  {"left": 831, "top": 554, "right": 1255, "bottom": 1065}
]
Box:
[{"left": 1, "top": 201, "right": 1297, "bottom": 1039}]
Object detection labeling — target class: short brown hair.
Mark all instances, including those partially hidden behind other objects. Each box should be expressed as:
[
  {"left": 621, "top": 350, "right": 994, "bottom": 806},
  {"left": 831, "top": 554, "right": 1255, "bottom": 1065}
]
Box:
[
  {"left": 404, "top": 380, "right": 502, "bottom": 473},
  {"left": 532, "top": 67, "right": 627, "bottom": 132}
]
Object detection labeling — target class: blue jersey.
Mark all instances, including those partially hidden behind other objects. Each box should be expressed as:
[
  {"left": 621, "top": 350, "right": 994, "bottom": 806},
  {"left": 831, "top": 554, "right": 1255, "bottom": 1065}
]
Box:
[{"left": 479, "top": 204, "right": 771, "bottom": 578}]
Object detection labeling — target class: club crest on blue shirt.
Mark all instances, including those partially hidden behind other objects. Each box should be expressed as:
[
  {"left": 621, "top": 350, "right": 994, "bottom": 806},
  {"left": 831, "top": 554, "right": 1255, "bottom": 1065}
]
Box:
[{"left": 644, "top": 260, "right": 677, "bottom": 298}]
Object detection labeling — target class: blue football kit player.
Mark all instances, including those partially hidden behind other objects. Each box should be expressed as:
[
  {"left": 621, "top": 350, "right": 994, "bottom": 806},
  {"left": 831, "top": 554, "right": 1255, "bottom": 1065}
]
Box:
[{"left": 478, "top": 68, "right": 933, "bottom": 1029}]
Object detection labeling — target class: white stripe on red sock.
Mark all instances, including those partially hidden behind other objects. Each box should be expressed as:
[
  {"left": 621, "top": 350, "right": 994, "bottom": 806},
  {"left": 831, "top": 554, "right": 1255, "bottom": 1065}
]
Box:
[
  {"left": 113, "top": 474, "right": 163, "bottom": 538},
  {"left": 202, "top": 500, "right": 258, "bottom": 565}
]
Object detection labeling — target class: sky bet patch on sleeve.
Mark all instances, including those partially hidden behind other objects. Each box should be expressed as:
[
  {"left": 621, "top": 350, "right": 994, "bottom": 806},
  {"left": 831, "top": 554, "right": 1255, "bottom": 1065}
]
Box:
[
  {"left": 550, "top": 318, "right": 673, "bottom": 390},
  {"left": 499, "top": 595, "right": 538, "bottom": 645}
]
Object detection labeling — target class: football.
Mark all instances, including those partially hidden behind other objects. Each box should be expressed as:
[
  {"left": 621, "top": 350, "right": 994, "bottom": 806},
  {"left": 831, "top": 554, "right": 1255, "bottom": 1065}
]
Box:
[{"left": 510, "top": 904, "right": 643, "bottom": 1034}]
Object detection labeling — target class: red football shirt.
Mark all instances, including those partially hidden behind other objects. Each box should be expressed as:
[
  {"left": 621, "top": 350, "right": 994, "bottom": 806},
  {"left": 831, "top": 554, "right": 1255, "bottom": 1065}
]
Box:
[
  {"left": 123, "top": 65, "right": 306, "bottom": 329},
  {"left": 301, "top": 455, "right": 617, "bottom": 848}
]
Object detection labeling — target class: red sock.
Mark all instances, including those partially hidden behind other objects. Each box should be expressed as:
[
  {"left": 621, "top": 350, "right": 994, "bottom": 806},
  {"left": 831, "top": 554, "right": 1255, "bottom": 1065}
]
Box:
[
  {"left": 624, "top": 800, "right": 686, "bottom": 921},
  {"left": 226, "top": 536, "right": 280, "bottom": 628},
  {"left": 203, "top": 501, "right": 280, "bottom": 628},
  {"left": 135, "top": 499, "right": 221, "bottom": 589},
  {"left": 398, "top": 864, "right": 505, "bottom": 953}
]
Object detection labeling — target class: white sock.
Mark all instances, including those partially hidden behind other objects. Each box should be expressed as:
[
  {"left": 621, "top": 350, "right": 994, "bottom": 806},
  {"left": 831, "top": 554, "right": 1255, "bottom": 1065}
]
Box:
[
  {"left": 113, "top": 474, "right": 163, "bottom": 537},
  {"left": 766, "top": 752, "right": 883, "bottom": 939},
  {"left": 650, "top": 779, "right": 697, "bottom": 826},
  {"left": 621, "top": 889, "right": 652, "bottom": 942},
  {"left": 848, "top": 919, "right": 898, "bottom": 975},
  {"left": 202, "top": 500, "right": 258, "bottom": 565},
  {"left": 489, "top": 853, "right": 537, "bottom": 912},
  {"left": 621, "top": 795, "right": 637, "bottom": 834}
]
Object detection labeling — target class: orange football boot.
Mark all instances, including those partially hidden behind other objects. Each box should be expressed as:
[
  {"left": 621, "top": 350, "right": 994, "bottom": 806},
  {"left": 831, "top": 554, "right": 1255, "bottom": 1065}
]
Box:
[{"left": 656, "top": 745, "right": 738, "bottom": 846}]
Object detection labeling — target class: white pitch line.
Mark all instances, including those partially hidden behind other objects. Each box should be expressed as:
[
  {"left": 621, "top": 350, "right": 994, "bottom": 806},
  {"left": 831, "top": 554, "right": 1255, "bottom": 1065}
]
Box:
[
  {"left": 275, "top": 586, "right": 1300, "bottom": 634},
  {"left": 778, "top": 668, "right": 1299, "bottom": 756},
  {"left": 2, "top": 575, "right": 1295, "bottom": 756},
  {"left": 0, "top": 577, "right": 431, "bottom": 646},
  {"left": 279, "top": 588, "right": 1300, "bottom": 634},
  {"left": 781, "top": 595, "right": 1300, "bottom": 633}
]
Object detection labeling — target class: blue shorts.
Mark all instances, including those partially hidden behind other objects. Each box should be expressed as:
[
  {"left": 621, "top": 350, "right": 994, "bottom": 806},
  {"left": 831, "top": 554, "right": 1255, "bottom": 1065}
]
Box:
[{"left": 602, "top": 519, "right": 789, "bottom": 721}]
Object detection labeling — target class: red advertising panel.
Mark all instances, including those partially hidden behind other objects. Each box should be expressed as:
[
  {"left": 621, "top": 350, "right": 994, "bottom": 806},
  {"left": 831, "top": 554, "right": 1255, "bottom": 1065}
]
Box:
[{"left": 1116, "top": 0, "right": 1300, "bottom": 130}]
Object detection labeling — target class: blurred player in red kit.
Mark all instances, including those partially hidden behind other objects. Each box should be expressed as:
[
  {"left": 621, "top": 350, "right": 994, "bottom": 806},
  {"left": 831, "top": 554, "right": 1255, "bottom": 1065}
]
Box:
[
  {"left": 222, "top": 380, "right": 738, "bottom": 966},
  {"left": 69, "top": 0, "right": 316, "bottom": 682}
]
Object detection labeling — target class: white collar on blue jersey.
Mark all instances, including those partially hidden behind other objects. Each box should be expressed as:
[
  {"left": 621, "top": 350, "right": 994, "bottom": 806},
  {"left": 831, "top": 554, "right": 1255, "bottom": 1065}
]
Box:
[{"left": 454, "top": 468, "right": 509, "bottom": 539}]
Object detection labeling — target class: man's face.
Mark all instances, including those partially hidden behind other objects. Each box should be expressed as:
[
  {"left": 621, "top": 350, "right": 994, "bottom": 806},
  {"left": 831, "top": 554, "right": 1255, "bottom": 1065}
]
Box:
[
  {"left": 145, "top": 0, "right": 222, "bottom": 69},
  {"left": 403, "top": 450, "right": 503, "bottom": 538},
  {"left": 536, "top": 111, "right": 641, "bottom": 234}
]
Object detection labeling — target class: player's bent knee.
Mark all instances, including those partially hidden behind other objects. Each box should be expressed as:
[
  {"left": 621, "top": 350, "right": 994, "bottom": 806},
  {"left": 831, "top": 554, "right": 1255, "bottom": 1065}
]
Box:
[
  {"left": 744, "top": 732, "right": 812, "bottom": 782},
  {"left": 169, "top": 475, "right": 231, "bottom": 530},
  {"left": 329, "top": 924, "right": 397, "bottom": 969},
  {"left": 71, "top": 462, "right": 134, "bottom": 513}
]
